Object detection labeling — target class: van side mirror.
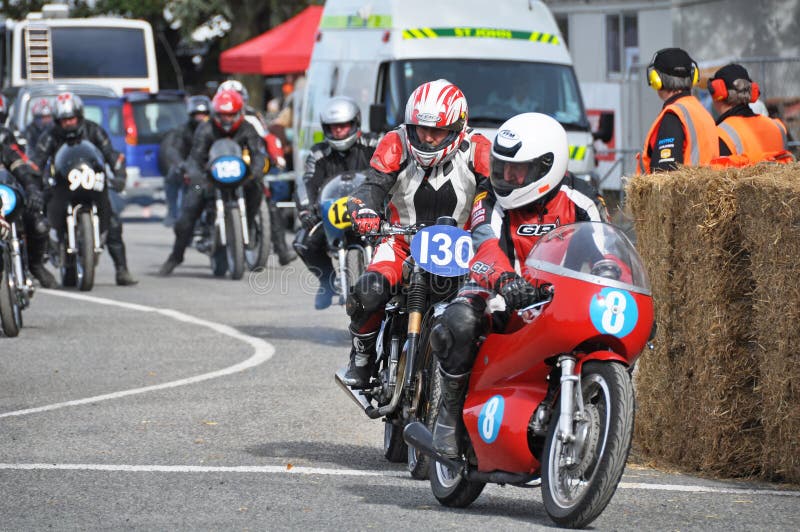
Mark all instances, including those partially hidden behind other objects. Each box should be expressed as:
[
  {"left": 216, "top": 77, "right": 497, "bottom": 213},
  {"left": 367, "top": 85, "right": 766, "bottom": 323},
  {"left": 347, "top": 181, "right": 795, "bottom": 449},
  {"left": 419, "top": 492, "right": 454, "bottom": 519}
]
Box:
[
  {"left": 592, "top": 111, "right": 614, "bottom": 143},
  {"left": 369, "top": 104, "right": 389, "bottom": 133}
]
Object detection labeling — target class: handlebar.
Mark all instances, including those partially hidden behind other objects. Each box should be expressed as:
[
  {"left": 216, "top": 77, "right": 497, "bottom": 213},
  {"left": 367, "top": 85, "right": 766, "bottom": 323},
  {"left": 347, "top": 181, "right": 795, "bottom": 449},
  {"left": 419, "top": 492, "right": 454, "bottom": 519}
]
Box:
[
  {"left": 368, "top": 222, "right": 424, "bottom": 237},
  {"left": 516, "top": 284, "right": 554, "bottom": 316}
]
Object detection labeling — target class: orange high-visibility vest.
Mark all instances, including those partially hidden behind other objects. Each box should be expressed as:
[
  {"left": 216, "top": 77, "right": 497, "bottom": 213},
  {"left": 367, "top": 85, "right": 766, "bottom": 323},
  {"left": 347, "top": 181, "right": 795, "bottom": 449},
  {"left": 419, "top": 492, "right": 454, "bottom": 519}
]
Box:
[
  {"left": 717, "top": 115, "right": 788, "bottom": 162},
  {"left": 637, "top": 95, "right": 719, "bottom": 175}
]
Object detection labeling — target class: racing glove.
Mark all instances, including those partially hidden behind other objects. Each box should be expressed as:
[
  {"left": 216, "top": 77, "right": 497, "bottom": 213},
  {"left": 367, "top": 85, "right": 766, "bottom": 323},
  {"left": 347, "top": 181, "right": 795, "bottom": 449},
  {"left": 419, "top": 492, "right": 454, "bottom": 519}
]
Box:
[
  {"left": 351, "top": 207, "right": 381, "bottom": 234},
  {"left": 298, "top": 209, "right": 321, "bottom": 231},
  {"left": 25, "top": 185, "right": 45, "bottom": 212},
  {"left": 496, "top": 272, "right": 540, "bottom": 311}
]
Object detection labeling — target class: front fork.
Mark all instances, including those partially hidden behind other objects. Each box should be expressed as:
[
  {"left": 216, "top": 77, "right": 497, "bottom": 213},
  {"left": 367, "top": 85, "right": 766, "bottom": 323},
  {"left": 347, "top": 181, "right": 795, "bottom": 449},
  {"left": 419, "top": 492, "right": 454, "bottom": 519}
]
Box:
[
  {"left": 10, "top": 223, "right": 33, "bottom": 304},
  {"left": 215, "top": 189, "right": 250, "bottom": 247},
  {"left": 65, "top": 204, "right": 101, "bottom": 254},
  {"left": 557, "top": 355, "right": 584, "bottom": 450}
]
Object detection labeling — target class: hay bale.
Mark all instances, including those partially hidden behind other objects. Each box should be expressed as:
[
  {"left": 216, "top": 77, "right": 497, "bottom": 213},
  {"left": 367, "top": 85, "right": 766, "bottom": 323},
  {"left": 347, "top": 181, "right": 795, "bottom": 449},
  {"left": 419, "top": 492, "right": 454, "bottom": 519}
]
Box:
[
  {"left": 627, "top": 165, "right": 764, "bottom": 478},
  {"left": 736, "top": 165, "right": 800, "bottom": 483}
]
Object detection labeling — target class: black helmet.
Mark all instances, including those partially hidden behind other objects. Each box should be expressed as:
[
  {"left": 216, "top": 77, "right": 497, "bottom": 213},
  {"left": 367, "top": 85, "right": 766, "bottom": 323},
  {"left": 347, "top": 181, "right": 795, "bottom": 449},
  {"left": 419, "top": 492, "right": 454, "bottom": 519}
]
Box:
[{"left": 187, "top": 95, "right": 211, "bottom": 116}]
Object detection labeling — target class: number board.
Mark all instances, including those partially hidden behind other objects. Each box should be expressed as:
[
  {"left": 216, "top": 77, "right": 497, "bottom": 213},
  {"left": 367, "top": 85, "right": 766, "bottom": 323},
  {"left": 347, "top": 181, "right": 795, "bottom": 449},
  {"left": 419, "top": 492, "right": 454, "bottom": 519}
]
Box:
[
  {"left": 67, "top": 165, "right": 105, "bottom": 192},
  {"left": 589, "top": 287, "right": 638, "bottom": 338},
  {"left": 0, "top": 184, "right": 17, "bottom": 216},
  {"left": 211, "top": 156, "right": 247, "bottom": 184},
  {"left": 326, "top": 197, "right": 352, "bottom": 229},
  {"left": 410, "top": 225, "right": 473, "bottom": 277}
]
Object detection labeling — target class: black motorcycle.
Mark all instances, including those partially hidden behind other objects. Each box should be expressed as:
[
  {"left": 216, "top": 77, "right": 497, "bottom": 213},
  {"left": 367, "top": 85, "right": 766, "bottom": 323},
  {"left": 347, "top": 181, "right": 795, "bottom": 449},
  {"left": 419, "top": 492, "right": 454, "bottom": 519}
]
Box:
[
  {"left": 195, "top": 139, "right": 269, "bottom": 279},
  {"left": 335, "top": 217, "right": 472, "bottom": 479},
  {"left": 0, "top": 171, "right": 34, "bottom": 336},
  {"left": 48, "top": 141, "right": 105, "bottom": 291},
  {"left": 316, "top": 171, "right": 373, "bottom": 304}
]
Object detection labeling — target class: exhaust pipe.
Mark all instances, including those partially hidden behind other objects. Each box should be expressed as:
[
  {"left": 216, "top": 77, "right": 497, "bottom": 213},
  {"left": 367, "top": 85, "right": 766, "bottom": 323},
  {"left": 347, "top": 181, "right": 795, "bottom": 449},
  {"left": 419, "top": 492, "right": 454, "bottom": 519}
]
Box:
[
  {"left": 334, "top": 368, "right": 380, "bottom": 418},
  {"left": 403, "top": 422, "right": 464, "bottom": 472}
]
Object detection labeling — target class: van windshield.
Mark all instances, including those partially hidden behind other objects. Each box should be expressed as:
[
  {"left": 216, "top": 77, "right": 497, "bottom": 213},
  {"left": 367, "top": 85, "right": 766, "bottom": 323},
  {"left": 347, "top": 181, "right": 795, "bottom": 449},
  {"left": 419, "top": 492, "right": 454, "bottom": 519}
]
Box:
[{"left": 381, "top": 59, "right": 588, "bottom": 131}]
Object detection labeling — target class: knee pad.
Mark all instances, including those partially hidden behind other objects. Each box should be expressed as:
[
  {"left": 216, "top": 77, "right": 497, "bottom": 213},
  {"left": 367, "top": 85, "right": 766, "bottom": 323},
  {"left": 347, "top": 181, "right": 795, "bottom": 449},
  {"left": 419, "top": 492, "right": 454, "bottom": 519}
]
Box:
[
  {"left": 346, "top": 270, "right": 390, "bottom": 317},
  {"left": 429, "top": 322, "right": 454, "bottom": 359},
  {"left": 442, "top": 301, "right": 484, "bottom": 341}
]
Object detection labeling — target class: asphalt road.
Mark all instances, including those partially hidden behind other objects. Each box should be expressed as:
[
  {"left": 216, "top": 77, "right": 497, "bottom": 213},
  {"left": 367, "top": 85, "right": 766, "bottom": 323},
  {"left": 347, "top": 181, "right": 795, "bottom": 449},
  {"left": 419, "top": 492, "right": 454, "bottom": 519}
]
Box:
[{"left": 1, "top": 209, "right": 798, "bottom": 531}]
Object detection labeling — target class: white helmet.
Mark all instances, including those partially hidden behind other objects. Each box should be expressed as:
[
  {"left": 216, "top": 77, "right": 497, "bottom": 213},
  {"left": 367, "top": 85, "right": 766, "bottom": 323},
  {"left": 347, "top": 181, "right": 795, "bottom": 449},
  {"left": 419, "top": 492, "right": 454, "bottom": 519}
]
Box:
[
  {"left": 404, "top": 79, "right": 468, "bottom": 168},
  {"left": 490, "top": 113, "right": 568, "bottom": 209},
  {"left": 218, "top": 80, "right": 249, "bottom": 105},
  {"left": 320, "top": 96, "right": 361, "bottom": 152}
]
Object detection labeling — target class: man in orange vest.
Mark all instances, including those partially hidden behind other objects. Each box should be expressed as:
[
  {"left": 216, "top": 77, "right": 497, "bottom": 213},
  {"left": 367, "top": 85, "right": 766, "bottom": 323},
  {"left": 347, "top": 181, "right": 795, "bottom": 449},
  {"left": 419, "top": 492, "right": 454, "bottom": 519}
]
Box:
[
  {"left": 709, "top": 63, "right": 791, "bottom": 162},
  {"left": 638, "top": 48, "right": 719, "bottom": 174}
]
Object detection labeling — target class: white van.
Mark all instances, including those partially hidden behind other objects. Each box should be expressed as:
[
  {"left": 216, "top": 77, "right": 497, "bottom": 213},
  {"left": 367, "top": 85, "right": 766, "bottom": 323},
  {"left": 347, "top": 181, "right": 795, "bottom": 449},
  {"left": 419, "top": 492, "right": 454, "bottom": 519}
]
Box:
[{"left": 294, "top": 0, "right": 611, "bottom": 182}]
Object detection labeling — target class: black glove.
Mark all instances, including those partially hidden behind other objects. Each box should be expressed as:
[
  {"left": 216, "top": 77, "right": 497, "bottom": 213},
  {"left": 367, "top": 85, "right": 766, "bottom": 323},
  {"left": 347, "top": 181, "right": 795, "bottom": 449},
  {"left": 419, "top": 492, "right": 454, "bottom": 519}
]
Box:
[
  {"left": 298, "top": 209, "right": 321, "bottom": 231},
  {"left": 25, "top": 185, "right": 45, "bottom": 212},
  {"left": 496, "top": 273, "right": 540, "bottom": 311}
]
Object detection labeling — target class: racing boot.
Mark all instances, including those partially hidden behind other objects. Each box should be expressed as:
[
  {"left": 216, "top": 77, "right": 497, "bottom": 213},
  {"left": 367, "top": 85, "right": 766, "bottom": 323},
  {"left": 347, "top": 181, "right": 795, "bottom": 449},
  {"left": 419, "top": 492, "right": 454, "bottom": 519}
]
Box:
[
  {"left": 159, "top": 254, "right": 181, "bottom": 276},
  {"left": 27, "top": 233, "right": 57, "bottom": 289},
  {"left": 107, "top": 239, "right": 138, "bottom": 286},
  {"left": 269, "top": 202, "right": 297, "bottom": 266},
  {"left": 341, "top": 328, "right": 378, "bottom": 387},
  {"left": 432, "top": 368, "right": 470, "bottom": 459}
]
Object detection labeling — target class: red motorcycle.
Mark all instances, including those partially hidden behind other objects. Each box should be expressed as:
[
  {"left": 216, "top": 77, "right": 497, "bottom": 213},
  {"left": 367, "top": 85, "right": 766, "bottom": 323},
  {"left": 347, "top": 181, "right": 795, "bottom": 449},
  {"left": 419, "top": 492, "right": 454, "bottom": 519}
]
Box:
[{"left": 405, "top": 222, "right": 654, "bottom": 528}]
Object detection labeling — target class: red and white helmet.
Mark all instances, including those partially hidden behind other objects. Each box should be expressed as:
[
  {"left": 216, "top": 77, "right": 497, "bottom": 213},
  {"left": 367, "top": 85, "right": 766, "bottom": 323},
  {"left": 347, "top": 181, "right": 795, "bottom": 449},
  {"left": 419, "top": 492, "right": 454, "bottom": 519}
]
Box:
[
  {"left": 404, "top": 79, "right": 468, "bottom": 168},
  {"left": 32, "top": 98, "right": 53, "bottom": 118},
  {"left": 212, "top": 89, "right": 245, "bottom": 134}
]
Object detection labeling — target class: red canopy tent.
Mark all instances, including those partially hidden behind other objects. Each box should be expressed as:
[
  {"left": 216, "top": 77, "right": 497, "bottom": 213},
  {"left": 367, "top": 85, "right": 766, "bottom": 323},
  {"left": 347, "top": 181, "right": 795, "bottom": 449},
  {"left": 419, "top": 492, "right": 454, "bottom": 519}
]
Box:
[{"left": 219, "top": 6, "right": 323, "bottom": 75}]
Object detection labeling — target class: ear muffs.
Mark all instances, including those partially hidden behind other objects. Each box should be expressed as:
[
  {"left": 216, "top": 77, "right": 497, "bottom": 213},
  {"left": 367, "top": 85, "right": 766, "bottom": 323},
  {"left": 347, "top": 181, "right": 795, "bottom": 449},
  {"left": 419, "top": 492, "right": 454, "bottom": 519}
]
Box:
[
  {"left": 691, "top": 61, "right": 699, "bottom": 86},
  {"left": 647, "top": 66, "right": 663, "bottom": 90},
  {"left": 750, "top": 81, "right": 760, "bottom": 103},
  {"left": 709, "top": 78, "right": 728, "bottom": 101}
]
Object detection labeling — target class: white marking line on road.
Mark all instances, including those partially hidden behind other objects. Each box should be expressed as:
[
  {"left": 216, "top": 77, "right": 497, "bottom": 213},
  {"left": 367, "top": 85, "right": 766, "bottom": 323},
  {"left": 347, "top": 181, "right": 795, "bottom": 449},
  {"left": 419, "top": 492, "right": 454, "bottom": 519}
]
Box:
[
  {"left": 0, "top": 290, "right": 275, "bottom": 419},
  {"left": 0, "top": 463, "right": 796, "bottom": 497}
]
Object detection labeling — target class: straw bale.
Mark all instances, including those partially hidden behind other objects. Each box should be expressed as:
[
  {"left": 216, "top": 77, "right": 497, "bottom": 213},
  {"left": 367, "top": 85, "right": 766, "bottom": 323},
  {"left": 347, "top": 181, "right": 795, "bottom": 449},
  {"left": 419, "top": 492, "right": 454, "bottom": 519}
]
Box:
[
  {"left": 735, "top": 165, "right": 800, "bottom": 483},
  {"left": 627, "top": 166, "right": 763, "bottom": 478}
]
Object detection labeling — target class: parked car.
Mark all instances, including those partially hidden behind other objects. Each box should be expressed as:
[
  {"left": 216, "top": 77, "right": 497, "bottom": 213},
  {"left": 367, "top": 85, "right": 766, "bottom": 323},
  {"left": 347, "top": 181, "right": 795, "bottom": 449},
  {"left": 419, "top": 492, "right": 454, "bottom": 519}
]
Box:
[
  {"left": 5, "top": 82, "right": 118, "bottom": 146},
  {"left": 82, "top": 90, "right": 186, "bottom": 204}
]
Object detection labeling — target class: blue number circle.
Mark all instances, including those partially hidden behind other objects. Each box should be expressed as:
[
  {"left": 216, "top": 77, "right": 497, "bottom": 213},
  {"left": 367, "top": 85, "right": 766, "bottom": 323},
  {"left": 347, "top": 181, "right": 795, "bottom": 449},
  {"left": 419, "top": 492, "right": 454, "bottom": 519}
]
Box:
[
  {"left": 410, "top": 225, "right": 473, "bottom": 277},
  {"left": 478, "top": 395, "right": 505, "bottom": 444},
  {"left": 210, "top": 156, "right": 247, "bottom": 184},
  {"left": 589, "top": 287, "right": 638, "bottom": 338},
  {"left": 0, "top": 184, "right": 17, "bottom": 216}
]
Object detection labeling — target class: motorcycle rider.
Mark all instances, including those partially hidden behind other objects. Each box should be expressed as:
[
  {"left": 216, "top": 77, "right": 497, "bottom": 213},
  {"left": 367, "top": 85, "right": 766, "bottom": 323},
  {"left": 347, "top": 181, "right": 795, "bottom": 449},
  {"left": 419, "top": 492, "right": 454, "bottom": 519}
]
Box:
[
  {"left": 159, "top": 89, "right": 266, "bottom": 276},
  {"left": 427, "top": 112, "right": 609, "bottom": 458},
  {"left": 31, "top": 92, "right": 137, "bottom": 286},
  {"left": 0, "top": 95, "right": 53, "bottom": 286},
  {"left": 340, "top": 79, "right": 491, "bottom": 387},
  {"left": 293, "top": 96, "right": 379, "bottom": 310},
  {"left": 25, "top": 98, "right": 54, "bottom": 155},
  {"left": 159, "top": 95, "right": 211, "bottom": 226},
  {"left": 217, "top": 80, "right": 297, "bottom": 265}
]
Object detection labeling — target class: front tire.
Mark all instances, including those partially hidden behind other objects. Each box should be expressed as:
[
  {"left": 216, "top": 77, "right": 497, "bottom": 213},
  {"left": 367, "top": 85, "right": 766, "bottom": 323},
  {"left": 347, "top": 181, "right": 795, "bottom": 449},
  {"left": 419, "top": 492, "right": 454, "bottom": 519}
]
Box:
[
  {"left": 76, "top": 211, "right": 95, "bottom": 291},
  {"left": 245, "top": 201, "right": 270, "bottom": 271},
  {"left": 430, "top": 459, "right": 485, "bottom": 507},
  {"left": 0, "top": 259, "right": 21, "bottom": 337},
  {"left": 541, "top": 361, "right": 634, "bottom": 529},
  {"left": 225, "top": 207, "right": 245, "bottom": 280},
  {"left": 383, "top": 420, "right": 407, "bottom": 463},
  {"left": 344, "top": 247, "right": 365, "bottom": 298}
]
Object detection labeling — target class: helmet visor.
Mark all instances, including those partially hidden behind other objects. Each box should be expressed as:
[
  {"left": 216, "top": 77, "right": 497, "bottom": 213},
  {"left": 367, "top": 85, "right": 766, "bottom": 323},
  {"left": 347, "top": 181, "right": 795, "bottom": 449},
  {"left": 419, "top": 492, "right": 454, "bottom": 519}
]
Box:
[
  {"left": 407, "top": 125, "right": 459, "bottom": 154},
  {"left": 490, "top": 152, "right": 555, "bottom": 197}
]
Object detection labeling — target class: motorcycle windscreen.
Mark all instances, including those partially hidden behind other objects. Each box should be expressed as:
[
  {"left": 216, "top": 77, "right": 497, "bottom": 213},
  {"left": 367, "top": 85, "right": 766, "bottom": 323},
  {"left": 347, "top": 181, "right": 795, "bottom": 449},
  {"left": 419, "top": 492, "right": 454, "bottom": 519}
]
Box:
[
  {"left": 53, "top": 141, "right": 108, "bottom": 200},
  {"left": 319, "top": 172, "right": 367, "bottom": 242},
  {"left": 524, "top": 221, "right": 650, "bottom": 295}
]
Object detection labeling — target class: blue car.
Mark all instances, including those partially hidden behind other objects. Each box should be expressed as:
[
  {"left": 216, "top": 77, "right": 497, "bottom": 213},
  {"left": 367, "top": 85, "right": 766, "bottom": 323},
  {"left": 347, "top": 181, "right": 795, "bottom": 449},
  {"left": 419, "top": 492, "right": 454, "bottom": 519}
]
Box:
[{"left": 83, "top": 91, "right": 186, "bottom": 205}]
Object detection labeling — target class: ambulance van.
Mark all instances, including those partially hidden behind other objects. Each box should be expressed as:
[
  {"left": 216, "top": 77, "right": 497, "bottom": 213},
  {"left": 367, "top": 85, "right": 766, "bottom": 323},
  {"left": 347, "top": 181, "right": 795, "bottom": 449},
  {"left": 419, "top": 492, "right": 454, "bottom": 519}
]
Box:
[{"left": 294, "top": 0, "right": 611, "bottom": 181}]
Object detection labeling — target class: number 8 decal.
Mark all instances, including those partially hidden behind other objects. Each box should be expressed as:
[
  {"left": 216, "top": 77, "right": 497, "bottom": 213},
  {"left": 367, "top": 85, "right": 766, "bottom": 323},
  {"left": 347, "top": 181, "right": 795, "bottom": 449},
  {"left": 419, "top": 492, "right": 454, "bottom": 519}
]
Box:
[
  {"left": 590, "top": 287, "right": 638, "bottom": 338},
  {"left": 478, "top": 395, "right": 504, "bottom": 444}
]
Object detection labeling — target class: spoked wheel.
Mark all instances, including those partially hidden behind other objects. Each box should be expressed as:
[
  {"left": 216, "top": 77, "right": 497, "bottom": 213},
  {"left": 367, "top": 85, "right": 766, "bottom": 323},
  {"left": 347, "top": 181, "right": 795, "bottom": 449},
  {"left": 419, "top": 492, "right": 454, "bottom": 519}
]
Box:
[
  {"left": 383, "top": 420, "right": 407, "bottom": 463},
  {"left": 407, "top": 314, "right": 441, "bottom": 480},
  {"left": 76, "top": 211, "right": 95, "bottom": 291},
  {"left": 225, "top": 207, "right": 245, "bottom": 280},
  {"left": 430, "top": 456, "right": 485, "bottom": 507},
  {"left": 541, "top": 361, "right": 635, "bottom": 529},
  {"left": 0, "top": 260, "right": 22, "bottom": 337},
  {"left": 245, "top": 201, "right": 270, "bottom": 271}
]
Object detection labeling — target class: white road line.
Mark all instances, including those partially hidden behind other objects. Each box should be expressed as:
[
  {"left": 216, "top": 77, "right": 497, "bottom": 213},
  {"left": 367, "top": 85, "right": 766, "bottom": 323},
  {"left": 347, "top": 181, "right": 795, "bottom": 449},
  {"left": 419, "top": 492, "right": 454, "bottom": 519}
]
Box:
[
  {"left": 0, "top": 463, "right": 796, "bottom": 497},
  {"left": 0, "top": 290, "right": 274, "bottom": 419}
]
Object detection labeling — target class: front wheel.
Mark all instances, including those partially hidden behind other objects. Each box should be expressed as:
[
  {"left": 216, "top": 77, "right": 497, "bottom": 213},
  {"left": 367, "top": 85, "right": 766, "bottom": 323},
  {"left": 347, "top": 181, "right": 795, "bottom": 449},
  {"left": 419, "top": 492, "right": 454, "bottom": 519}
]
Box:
[
  {"left": 0, "top": 260, "right": 21, "bottom": 337},
  {"left": 225, "top": 207, "right": 245, "bottom": 280},
  {"left": 76, "top": 211, "right": 95, "bottom": 291},
  {"left": 541, "top": 361, "right": 635, "bottom": 529},
  {"left": 344, "top": 247, "right": 365, "bottom": 298},
  {"left": 383, "top": 420, "right": 407, "bottom": 463},
  {"left": 245, "top": 201, "right": 270, "bottom": 271}
]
